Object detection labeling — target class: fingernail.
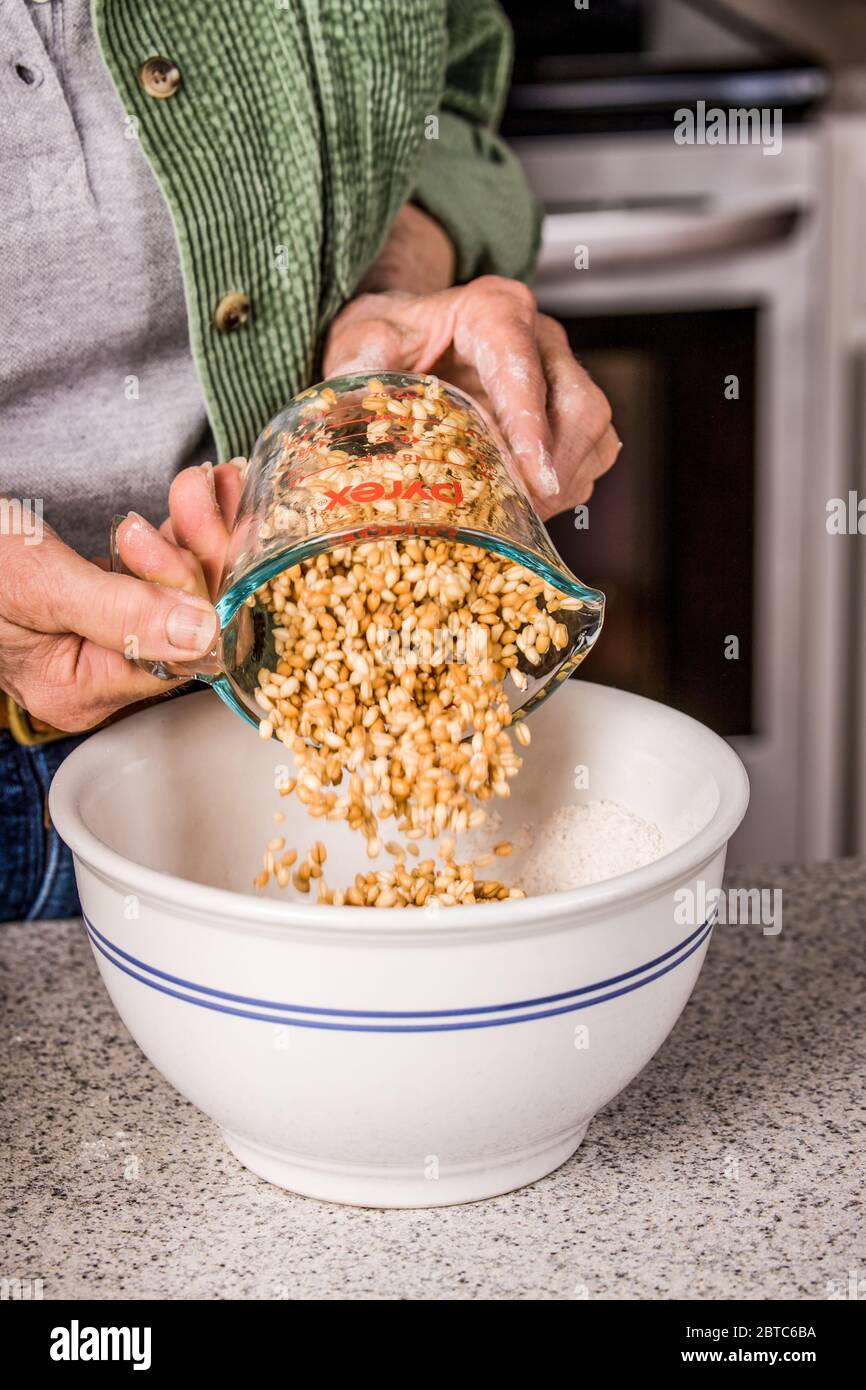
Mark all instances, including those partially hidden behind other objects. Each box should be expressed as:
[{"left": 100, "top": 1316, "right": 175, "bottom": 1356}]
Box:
[
  {"left": 166, "top": 602, "right": 217, "bottom": 654},
  {"left": 125, "top": 511, "right": 156, "bottom": 532},
  {"left": 198, "top": 461, "right": 222, "bottom": 514},
  {"left": 536, "top": 444, "right": 560, "bottom": 498}
]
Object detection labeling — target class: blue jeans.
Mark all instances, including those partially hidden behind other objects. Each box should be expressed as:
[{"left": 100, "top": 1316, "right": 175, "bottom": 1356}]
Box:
[{"left": 0, "top": 729, "right": 87, "bottom": 921}]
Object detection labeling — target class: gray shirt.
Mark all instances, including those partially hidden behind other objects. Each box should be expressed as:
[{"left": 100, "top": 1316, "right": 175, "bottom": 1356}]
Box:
[{"left": 0, "top": 0, "right": 213, "bottom": 559}]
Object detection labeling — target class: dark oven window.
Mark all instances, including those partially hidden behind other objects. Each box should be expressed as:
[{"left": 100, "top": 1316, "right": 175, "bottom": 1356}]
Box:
[{"left": 547, "top": 307, "right": 756, "bottom": 738}]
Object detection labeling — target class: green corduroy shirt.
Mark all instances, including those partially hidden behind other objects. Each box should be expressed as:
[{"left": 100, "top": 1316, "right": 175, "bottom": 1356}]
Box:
[{"left": 93, "top": 0, "right": 541, "bottom": 462}]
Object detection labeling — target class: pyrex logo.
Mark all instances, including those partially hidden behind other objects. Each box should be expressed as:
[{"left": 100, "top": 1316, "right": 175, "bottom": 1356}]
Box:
[{"left": 324, "top": 479, "right": 464, "bottom": 510}]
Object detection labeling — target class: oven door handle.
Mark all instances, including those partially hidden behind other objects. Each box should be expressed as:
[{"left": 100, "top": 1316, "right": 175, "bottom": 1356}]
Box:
[{"left": 534, "top": 203, "right": 802, "bottom": 278}]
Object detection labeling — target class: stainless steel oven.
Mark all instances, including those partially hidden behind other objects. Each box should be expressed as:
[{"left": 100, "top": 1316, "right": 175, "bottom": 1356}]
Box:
[{"left": 501, "top": 1, "right": 832, "bottom": 864}]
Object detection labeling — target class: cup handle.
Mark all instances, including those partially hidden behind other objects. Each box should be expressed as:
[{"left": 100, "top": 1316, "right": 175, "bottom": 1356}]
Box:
[{"left": 110, "top": 516, "right": 221, "bottom": 683}]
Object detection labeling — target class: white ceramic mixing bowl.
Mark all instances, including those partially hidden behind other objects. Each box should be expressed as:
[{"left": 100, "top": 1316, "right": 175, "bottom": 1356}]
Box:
[{"left": 49, "top": 682, "right": 748, "bottom": 1207}]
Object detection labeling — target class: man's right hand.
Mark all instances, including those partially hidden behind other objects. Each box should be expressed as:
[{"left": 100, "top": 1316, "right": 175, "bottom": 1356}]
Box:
[{"left": 0, "top": 520, "right": 218, "bottom": 733}]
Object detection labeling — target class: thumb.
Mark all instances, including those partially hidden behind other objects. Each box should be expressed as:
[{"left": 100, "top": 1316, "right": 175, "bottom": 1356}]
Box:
[{"left": 47, "top": 548, "right": 218, "bottom": 662}]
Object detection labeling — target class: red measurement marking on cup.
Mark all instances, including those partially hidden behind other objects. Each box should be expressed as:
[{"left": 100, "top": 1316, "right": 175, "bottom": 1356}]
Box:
[
  {"left": 302, "top": 414, "right": 487, "bottom": 441},
  {"left": 296, "top": 413, "right": 382, "bottom": 431},
  {"left": 354, "top": 522, "right": 459, "bottom": 541},
  {"left": 293, "top": 448, "right": 479, "bottom": 489},
  {"left": 293, "top": 452, "right": 426, "bottom": 487}
]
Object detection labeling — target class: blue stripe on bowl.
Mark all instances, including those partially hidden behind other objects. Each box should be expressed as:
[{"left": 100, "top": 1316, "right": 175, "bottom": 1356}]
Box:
[
  {"left": 84, "top": 914, "right": 712, "bottom": 1018},
  {"left": 83, "top": 914, "right": 715, "bottom": 1033}
]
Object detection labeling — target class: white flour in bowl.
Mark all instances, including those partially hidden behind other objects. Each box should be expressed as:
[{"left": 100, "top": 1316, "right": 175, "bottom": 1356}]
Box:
[{"left": 474, "top": 800, "right": 666, "bottom": 895}]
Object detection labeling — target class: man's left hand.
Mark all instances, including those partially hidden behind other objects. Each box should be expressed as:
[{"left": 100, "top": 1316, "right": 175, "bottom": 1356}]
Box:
[{"left": 323, "top": 275, "right": 620, "bottom": 520}]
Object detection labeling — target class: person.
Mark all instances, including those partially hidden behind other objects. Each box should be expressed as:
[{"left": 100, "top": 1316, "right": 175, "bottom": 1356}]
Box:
[{"left": 0, "top": 0, "right": 619, "bottom": 922}]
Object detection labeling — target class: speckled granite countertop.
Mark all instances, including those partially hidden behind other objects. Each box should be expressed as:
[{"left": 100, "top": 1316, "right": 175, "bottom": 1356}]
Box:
[{"left": 1, "top": 860, "right": 864, "bottom": 1301}]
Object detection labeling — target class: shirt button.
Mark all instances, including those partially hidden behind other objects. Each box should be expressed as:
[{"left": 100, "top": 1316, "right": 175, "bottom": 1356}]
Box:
[
  {"left": 214, "top": 292, "right": 251, "bottom": 333},
  {"left": 13, "top": 62, "right": 42, "bottom": 87},
  {"left": 138, "top": 56, "right": 182, "bottom": 100}
]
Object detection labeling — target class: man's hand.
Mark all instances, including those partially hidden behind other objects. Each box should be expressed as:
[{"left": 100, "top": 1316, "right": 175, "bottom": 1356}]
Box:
[
  {"left": 323, "top": 275, "right": 620, "bottom": 520},
  {"left": 112, "top": 459, "right": 244, "bottom": 613},
  {"left": 109, "top": 237, "right": 619, "bottom": 663},
  {"left": 0, "top": 520, "right": 218, "bottom": 733}
]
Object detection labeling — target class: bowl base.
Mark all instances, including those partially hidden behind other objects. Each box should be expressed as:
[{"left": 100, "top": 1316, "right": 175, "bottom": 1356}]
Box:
[{"left": 221, "top": 1122, "right": 591, "bottom": 1209}]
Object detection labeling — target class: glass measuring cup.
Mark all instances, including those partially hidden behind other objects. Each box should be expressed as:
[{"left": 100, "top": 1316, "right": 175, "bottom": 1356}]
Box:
[{"left": 112, "top": 372, "right": 604, "bottom": 730}]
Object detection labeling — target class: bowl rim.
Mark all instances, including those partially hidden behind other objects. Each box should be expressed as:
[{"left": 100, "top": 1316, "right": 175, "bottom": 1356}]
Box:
[{"left": 48, "top": 682, "right": 750, "bottom": 937}]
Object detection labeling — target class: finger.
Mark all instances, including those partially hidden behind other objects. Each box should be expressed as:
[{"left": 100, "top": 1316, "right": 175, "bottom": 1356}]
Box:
[
  {"left": 214, "top": 460, "right": 246, "bottom": 530},
  {"left": 115, "top": 512, "right": 208, "bottom": 598},
  {"left": 159, "top": 463, "right": 244, "bottom": 555},
  {"left": 168, "top": 463, "right": 231, "bottom": 597},
  {"left": 451, "top": 282, "right": 560, "bottom": 506},
  {"left": 29, "top": 543, "right": 219, "bottom": 662},
  {"left": 536, "top": 318, "right": 620, "bottom": 515},
  {"left": 581, "top": 423, "right": 621, "bottom": 488},
  {"left": 533, "top": 427, "right": 620, "bottom": 522}
]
